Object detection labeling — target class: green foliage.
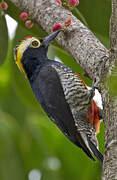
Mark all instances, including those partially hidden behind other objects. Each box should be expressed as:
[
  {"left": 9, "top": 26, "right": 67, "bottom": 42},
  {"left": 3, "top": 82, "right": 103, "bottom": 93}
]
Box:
[
  {"left": 0, "top": 16, "right": 8, "bottom": 65},
  {"left": 0, "top": 0, "right": 111, "bottom": 179}
]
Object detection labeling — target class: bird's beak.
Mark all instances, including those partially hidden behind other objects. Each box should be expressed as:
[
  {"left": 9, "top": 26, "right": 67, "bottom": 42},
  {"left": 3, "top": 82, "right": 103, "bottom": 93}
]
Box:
[{"left": 42, "top": 29, "right": 62, "bottom": 47}]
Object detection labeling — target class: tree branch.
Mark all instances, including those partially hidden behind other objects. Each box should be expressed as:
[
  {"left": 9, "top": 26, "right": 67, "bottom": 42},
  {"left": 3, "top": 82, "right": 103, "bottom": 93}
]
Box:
[
  {"left": 102, "top": 0, "right": 117, "bottom": 179},
  {"left": 9, "top": 0, "right": 109, "bottom": 80}
]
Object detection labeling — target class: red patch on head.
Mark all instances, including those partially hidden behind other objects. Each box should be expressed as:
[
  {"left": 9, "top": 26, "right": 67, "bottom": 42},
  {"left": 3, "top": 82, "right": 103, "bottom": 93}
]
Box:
[{"left": 24, "top": 36, "right": 33, "bottom": 39}]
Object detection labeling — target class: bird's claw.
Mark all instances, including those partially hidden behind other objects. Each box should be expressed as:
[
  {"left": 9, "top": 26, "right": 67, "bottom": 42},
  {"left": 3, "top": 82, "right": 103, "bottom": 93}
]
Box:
[{"left": 92, "top": 77, "right": 99, "bottom": 90}]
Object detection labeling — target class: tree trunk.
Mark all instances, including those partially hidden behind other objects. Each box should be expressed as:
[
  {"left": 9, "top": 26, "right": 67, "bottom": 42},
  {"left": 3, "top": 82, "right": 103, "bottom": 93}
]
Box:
[{"left": 102, "top": 0, "right": 117, "bottom": 179}]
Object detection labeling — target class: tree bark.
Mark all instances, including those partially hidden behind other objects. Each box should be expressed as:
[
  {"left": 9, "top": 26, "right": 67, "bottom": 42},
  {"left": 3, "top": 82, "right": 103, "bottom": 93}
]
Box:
[
  {"left": 102, "top": 0, "right": 117, "bottom": 179},
  {"left": 8, "top": 0, "right": 117, "bottom": 179}
]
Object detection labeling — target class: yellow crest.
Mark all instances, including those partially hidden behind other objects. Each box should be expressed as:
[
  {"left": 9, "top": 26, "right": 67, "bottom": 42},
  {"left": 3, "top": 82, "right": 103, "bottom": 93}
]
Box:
[{"left": 14, "top": 37, "right": 41, "bottom": 74}]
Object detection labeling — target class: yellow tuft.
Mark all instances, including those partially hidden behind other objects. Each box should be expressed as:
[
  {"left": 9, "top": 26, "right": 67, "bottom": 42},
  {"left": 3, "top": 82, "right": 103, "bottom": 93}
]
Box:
[
  {"left": 14, "top": 37, "right": 41, "bottom": 75},
  {"left": 16, "top": 42, "right": 26, "bottom": 74}
]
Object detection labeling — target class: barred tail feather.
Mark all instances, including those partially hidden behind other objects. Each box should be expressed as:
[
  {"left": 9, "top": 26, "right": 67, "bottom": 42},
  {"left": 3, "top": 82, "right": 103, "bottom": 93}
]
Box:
[
  {"left": 87, "top": 137, "right": 103, "bottom": 166},
  {"left": 76, "top": 133, "right": 95, "bottom": 162}
]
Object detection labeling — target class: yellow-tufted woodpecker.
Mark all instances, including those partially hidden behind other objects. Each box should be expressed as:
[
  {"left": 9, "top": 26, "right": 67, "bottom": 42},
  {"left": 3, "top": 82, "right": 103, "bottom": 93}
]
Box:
[{"left": 14, "top": 30, "right": 103, "bottom": 165}]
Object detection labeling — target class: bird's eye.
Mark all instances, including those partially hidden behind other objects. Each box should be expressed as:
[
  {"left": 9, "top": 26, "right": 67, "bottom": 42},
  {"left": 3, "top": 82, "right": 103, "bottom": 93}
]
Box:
[{"left": 31, "top": 40, "right": 40, "bottom": 48}]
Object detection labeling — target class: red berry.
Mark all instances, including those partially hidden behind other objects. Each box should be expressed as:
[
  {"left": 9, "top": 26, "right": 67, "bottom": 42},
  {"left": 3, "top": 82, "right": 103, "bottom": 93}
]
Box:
[
  {"left": 25, "top": 20, "right": 33, "bottom": 28},
  {"left": 56, "top": 0, "right": 62, "bottom": 5},
  {"left": 65, "top": 18, "right": 71, "bottom": 27},
  {"left": 20, "top": 12, "right": 28, "bottom": 20},
  {"left": 0, "top": 2, "right": 8, "bottom": 10},
  {"left": 68, "top": 0, "right": 79, "bottom": 6},
  {"left": 52, "top": 23, "right": 63, "bottom": 32}
]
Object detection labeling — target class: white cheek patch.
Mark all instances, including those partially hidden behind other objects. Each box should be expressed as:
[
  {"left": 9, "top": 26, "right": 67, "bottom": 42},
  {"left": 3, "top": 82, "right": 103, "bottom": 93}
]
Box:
[{"left": 19, "top": 38, "right": 35, "bottom": 54}]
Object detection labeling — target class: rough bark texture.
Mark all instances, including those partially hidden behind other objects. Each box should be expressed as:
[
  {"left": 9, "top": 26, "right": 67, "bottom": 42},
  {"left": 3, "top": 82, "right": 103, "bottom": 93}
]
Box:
[
  {"left": 9, "top": 0, "right": 117, "bottom": 179},
  {"left": 9, "top": 0, "right": 109, "bottom": 80},
  {"left": 102, "top": 93, "right": 117, "bottom": 179},
  {"left": 102, "top": 0, "right": 117, "bottom": 179}
]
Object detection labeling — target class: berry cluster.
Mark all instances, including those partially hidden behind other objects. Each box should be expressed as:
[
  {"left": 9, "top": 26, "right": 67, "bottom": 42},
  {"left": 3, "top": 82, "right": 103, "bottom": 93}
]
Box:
[
  {"left": 68, "top": 0, "right": 79, "bottom": 6},
  {"left": 56, "top": 0, "right": 79, "bottom": 7},
  {"left": 0, "top": 1, "right": 8, "bottom": 11},
  {"left": 20, "top": 12, "right": 33, "bottom": 29},
  {"left": 53, "top": 0, "right": 79, "bottom": 32},
  {"left": 52, "top": 18, "right": 71, "bottom": 31}
]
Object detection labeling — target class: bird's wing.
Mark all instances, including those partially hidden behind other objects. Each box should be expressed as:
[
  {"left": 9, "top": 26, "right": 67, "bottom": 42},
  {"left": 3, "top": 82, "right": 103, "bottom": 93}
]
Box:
[
  {"left": 31, "top": 65, "right": 95, "bottom": 161},
  {"left": 75, "top": 72, "right": 100, "bottom": 134}
]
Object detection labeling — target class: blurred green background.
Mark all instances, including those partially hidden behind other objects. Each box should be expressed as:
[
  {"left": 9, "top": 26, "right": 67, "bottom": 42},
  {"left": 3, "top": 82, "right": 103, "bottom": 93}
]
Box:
[{"left": 0, "top": 0, "right": 111, "bottom": 179}]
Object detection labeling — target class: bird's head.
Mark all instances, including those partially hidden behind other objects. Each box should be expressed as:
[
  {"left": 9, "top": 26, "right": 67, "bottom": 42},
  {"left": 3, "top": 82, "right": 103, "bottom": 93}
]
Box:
[{"left": 14, "top": 30, "right": 62, "bottom": 76}]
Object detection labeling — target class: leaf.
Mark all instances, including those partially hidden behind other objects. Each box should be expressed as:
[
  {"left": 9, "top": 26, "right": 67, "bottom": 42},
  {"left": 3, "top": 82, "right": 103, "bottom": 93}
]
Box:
[{"left": 0, "top": 15, "right": 8, "bottom": 65}]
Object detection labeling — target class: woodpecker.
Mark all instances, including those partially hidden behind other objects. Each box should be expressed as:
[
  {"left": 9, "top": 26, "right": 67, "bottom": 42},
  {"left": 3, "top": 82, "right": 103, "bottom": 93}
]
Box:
[{"left": 14, "top": 30, "right": 103, "bottom": 165}]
